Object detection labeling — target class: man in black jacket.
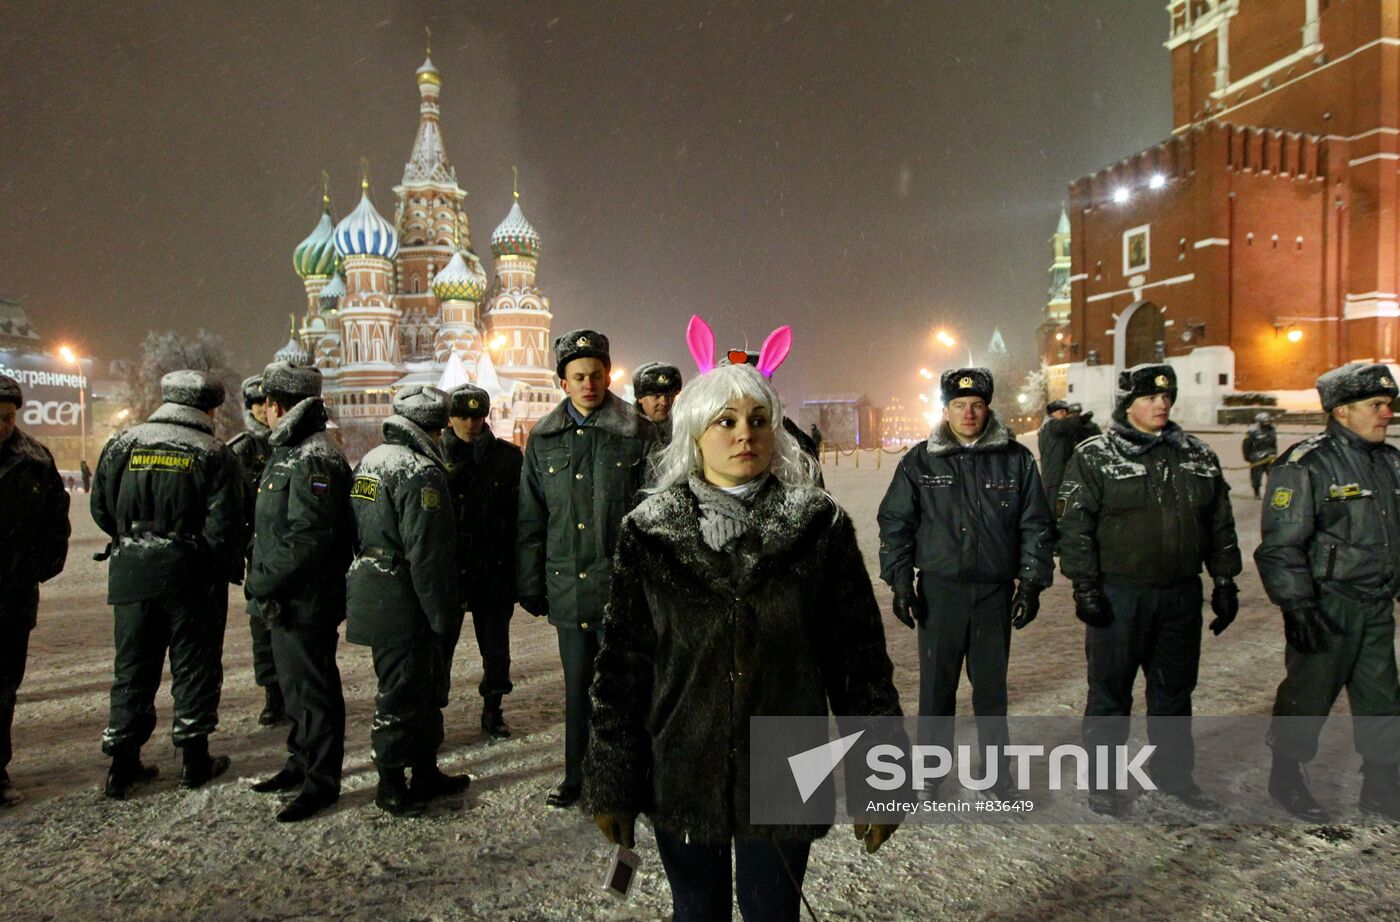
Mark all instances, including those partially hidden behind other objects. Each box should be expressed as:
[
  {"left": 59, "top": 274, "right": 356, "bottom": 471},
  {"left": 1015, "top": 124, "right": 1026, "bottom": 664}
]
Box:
[
  {"left": 1255, "top": 362, "right": 1400, "bottom": 821},
  {"left": 91, "top": 370, "right": 245, "bottom": 798},
  {"left": 347, "top": 386, "right": 466, "bottom": 816},
  {"left": 1038, "top": 400, "right": 1100, "bottom": 499},
  {"left": 631, "top": 362, "right": 682, "bottom": 446},
  {"left": 229, "top": 374, "right": 284, "bottom": 727},
  {"left": 244, "top": 363, "right": 351, "bottom": 822},
  {"left": 0, "top": 375, "right": 70, "bottom": 807},
  {"left": 1242, "top": 411, "right": 1278, "bottom": 499},
  {"left": 877, "top": 368, "right": 1054, "bottom": 797},
  {"left": 1056, "top": 363, "right": 1242, "bottom": 815},
  {"left": 444, "top": 384, "right": 523, "bottom": 742}
]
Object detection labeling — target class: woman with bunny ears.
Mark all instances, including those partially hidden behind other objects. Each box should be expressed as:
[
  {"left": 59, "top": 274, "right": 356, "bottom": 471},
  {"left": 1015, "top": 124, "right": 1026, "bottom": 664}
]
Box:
[{"left": 583, "top": 319, "right": 902, "bottom": 921}]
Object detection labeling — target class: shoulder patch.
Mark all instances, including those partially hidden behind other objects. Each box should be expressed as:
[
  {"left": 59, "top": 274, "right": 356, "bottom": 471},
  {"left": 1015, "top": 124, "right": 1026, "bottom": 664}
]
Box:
[
  {"left": 310, "top": 475, "right": 330, "bottom": 496},
  {"left": 1270, "top": 487, "right": 1294, "bottom": 510},
  {"left": 1281, "top": 433, "right": 1327, "bottom": 464},
  {"left": 129, "top": 449, "right": 194, "bottom": 474},
  {"left": 351, "top": 475, "right": 379, "bottom": 502},
  {"left": 420, "top": 486, "right": 441, "bottom": 511}
]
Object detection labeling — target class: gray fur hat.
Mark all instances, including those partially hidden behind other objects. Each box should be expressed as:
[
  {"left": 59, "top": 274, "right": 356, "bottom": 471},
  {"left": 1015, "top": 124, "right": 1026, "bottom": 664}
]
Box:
[
  {"left": 393, "top": 385, "right": 450, "bottom": 431},
  {"left": 633, "top": 362, "right": 682, "bottom": 399},
  {"left": 261, "top": 362, "right": 322, "bottom": 403},
  {"left": 1255, "top": 411, "right": 1274, "bottom": 424},
  {"left": 1067, "top": 402, "right": 1084, "bottom": 414},
  {"left": 449, "top": 383, "right": 490, "bottom": 418},
  {"left": 1316, "top": 362, "right": 1399, "bottom": 412},
  {"left": 1115, "top": 363, "right": 1177, "bottom": 415},
  {"left": 240, "top": 375, "right": 265, "bottom": 409},
  {"left": 553, "top": 329, "right": 611, "bottom": 378},
  {"left": 940, "top": 367, "right": 994, "bottom": 405},
  {"left": 161, "top": 370, "right": 225, "bottom": 411},
  {"left": 1046, "top": 399, "right": 1070, "bottom": 414},
  {"left": 0, "top": 374, "right": 20, "bottom": 408}
]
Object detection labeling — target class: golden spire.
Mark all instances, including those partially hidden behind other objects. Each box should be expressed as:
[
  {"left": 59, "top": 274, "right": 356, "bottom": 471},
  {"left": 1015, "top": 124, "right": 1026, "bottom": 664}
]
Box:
[
  {"left": 360, "top": 157, "right": 370, "bottom": 193},
  {"left": 425, "top": 26, "right": 432, "bottom": 57},
  {"left": 512, "top": 165, "right": 520, "bottom": 201},
  {"left": 289, "top": 313, "right": 297, "bottom": 339},
  {"left": 321, "top": 170, "right": 331, "bottom": 210}
]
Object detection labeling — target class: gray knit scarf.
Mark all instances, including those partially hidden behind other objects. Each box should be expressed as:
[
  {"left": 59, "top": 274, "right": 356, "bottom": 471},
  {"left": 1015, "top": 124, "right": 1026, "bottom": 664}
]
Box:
[{"left": 689, "top": 473, "right": 769, "bottom": 552}]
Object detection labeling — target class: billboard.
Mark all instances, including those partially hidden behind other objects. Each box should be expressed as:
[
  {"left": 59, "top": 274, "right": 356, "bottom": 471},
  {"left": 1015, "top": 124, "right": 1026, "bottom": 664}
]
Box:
[{"left": 0, "top": 349, "right": 92, "bottom": 437}]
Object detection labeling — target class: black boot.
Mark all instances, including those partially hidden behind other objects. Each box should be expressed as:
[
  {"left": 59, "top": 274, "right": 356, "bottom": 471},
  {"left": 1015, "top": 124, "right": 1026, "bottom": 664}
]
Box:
[
  {"left": 277, "top": 789, "right": 338, "bottom": 823},
  {"left": 1268, "top": 755, "right": 1330, "bottom": 822},
  {"left": 411, "top": 763, "right": 472, "bottom": 801},
  {"left": 104, "top": 751, "right": 159, "bottom": 800},
  {"left": 1360, "top": 761, "right": 1400, "bottom": 820},
  {"left": 0, "top": 769, "right": 18, "bottom": 808},
  {"left": 546, "top": 781, "right": 581, "bottom": 808},
  {"left": 251, "top": 769, "right": 304, "bottom": 794},
  {"left": 375, "top": 766, "right": 424, "bottom": 817},
  {"left": 1157, "top": 775, "right": 1220, "bottom": 812},
  {"left": 179, "top": 737, "right": 231, "bottom": 790},
  {"left": 481, "top": 706, "right": 511, "bottom": 743},
  {"left": 258, "top": 685, "right": 286, "bottom": 727}
]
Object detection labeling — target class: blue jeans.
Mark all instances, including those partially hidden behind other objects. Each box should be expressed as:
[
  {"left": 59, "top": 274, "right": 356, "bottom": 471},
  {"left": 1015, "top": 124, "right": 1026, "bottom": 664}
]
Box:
[{"left": 655, "top": 829, "right": 811, "bottom": 922}]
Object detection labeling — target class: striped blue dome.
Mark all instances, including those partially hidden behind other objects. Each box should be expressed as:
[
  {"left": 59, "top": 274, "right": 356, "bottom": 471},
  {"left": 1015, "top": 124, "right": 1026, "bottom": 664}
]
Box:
[{"left": 334, "top": 190, "right": 399, "bottom": 260}]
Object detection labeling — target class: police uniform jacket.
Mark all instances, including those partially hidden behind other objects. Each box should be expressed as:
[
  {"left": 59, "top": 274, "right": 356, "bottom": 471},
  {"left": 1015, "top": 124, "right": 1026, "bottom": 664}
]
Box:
[
  {"left": 90, "top": 402, "right": 245, "bottom": 604},
  {"left": 443, "top": 425, "right": 523, "bottom": 612},
  {"left": 228, "top": 413, "right": 271, "bottom": 554},
  {"left": 0, "top": 428, "right": 70, "bottom": 626},
  {"left": 1056, "top": 421, "right": 1242, "bottom": 588},
  {"left": 1242, "top": 423, "right": 1279, "bottom": 464},
  {"left": 1255, "top": 418, "right": 1400, "bottom": 604}
]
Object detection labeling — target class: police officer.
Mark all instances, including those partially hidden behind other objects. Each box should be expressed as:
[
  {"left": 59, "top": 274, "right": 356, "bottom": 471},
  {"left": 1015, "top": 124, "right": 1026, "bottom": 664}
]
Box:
[
  {"left": 1056, "top": 363, "right": 1242, "bottom": 815},
  {"left": 631, "top": 362, "right": 682, "bottom": 445},
  {"left": 346, "top": 385, "right": 466, "bottom": 816},
  {"left": 1039, "top": 399, "right": 1101, "bottom": 500},
  {"left": 1255, "top": 362, "right": 1400, "bottom": 821},
  {"left": 0, "top": 375, "right": 70, "bottom": 807},
  {"left": 443, "top": 384, "right": 523, "bottom": 742},
  {"left": 91, "top": 370, "right": 245, "bottom": 798},
  {"left": 1242, "top": 411, "right": 1278, "bottom": 499},
  {"left": 518, "top": 330, "right": 658, "bottom": 807},
  {"left": 877, "top": 368, "right": 1054, "bottom": 798},
  {"left": 229, "top": 374, "right": 284, "bottom": 727},
  {"left": 244, "top": 363, "right": 351, "bottom": 822}
]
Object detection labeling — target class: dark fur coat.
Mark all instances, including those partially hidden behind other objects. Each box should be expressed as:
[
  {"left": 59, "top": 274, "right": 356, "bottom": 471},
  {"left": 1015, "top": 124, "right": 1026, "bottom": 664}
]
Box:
[{"left": 582, "top": 479, "right": 901, "bottom": 844}]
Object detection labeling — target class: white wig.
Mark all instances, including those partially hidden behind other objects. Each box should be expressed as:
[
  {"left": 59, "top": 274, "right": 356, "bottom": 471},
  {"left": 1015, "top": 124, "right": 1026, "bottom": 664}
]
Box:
[{"left": 648, "top": 363, "right": 819, "bottom": 492}]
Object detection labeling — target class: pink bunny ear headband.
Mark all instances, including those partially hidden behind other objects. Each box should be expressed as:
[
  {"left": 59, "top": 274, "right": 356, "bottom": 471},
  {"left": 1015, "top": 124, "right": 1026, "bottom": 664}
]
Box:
[{"left": 685, "top": 315, "right": 792, "bottom": 378}]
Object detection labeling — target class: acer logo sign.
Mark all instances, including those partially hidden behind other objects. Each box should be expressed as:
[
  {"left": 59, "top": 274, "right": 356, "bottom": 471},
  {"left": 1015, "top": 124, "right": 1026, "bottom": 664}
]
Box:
[{"left": 22, "top": 399, "right": 81, "bottom": 428}]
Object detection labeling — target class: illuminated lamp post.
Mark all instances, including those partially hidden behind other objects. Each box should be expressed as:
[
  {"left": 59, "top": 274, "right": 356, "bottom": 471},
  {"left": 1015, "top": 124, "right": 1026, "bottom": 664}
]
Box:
[{"left": 58, "top": 345, "right": 87, "bottom": 466}]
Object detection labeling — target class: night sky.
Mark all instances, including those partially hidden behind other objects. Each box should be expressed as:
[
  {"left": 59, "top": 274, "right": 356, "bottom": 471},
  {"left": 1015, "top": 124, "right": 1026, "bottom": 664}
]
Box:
[{"left": 0, "top": 1, "right": 1169, "bottom": 408}]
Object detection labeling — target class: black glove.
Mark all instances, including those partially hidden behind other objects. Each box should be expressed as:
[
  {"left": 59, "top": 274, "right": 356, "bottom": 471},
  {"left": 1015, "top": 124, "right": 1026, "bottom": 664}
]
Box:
[
  {"left": 256, "top": 597, "right": 286, "bottom": 628},
  {"left": 1073, "top": 582, "right": 1112, "bottom": 628},
  {"left": 853, "top": 820, "right": 899, "bottom": 854},
  {"left": 892, "top": 582, "right": 920, "bottom": 630},
  {"left": 519, "top": 595, "right": 549, "bottom": 618},
  {"left": 1209, "top": 580, "right": 1239, "bottom": 635},
  {"left": 1281, "top": 600, "right": 1342, "bottom": 655},
  {"left": 1011, "top": 581, "right": 1042, "bottom": 630}
]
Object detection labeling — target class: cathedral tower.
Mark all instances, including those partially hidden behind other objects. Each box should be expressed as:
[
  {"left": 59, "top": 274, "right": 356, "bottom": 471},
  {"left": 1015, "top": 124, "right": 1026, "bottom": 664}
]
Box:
[
  {"left": 484, "top": 173, "right": 555, "bottom": 390},
  {"left": 333, "top": 172, "right": 401, "bottom": 425}
]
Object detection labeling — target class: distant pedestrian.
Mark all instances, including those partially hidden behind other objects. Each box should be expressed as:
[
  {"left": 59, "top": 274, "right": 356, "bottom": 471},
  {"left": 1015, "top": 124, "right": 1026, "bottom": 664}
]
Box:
[
  {"left": 632, "top": 362, "right": 682, "bottom": 446},
  {"left": 1242, "top": 411, "right": 1278, "bottom": 499},
  {"left": 80, "top": 459, "right": 92, "bottom": 493},
  {"left": 1038, "top": 400, "right": 1099, "bottom": 499}
]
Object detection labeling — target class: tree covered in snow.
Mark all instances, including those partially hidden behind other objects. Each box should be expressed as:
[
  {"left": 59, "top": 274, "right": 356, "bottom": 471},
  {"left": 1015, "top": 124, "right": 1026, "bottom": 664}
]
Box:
[{"left": 117, "top": 330, "right": 246, "bottom": 441}]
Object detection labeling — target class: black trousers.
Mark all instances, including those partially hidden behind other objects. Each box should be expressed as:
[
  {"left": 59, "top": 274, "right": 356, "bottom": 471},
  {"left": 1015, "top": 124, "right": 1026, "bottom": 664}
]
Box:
[
  {"left": 103, "top": 582, "right": 228, "bottom": 755},
  {"left": 1083, "top": 580, "right": 1202, "bottom": 785},
  {"left": 654, "top": 829, "right": 812, "bottom": 922},
  {"left": 369, "top": 637, "right": 444, "bottom": 769},
  {"left": 1268, "top": 590, "right": 1400, "bottom": 763},
  {"left": 1249, "top": 461, "right": 1271, "bottom": 497},
  {"left": 917, "top": 574, "right": 1013, "bottom": 757},
  {"left": 557, "top": 625, "right": 601, "bottom": 789},
  {"left": 249, "top": 614, "right": 279, "bottom": 691},
  {"left": 470, "top": 601, "right": 514, "bottom": 709},
  {"left": 271, "top": 622, "right": 345, "bottom": 797},
  {"left": 0, "top": 599, "right": 35, "bottom": 774}
]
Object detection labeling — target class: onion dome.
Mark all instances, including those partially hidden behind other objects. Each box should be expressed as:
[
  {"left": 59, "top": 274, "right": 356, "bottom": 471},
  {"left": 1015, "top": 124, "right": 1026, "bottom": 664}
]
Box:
[
  {"left": 334, "top": 183, "right": 399, "bottom": 260},
  {"left": 317, "top": 273, "right": 346, "bottom": 311},
  {"left": 416, "top": 55, "right": 441, "bottom": 87},
  {"left": 432, "top": 250, "right": 487, "bottom": 302},
  {"left": 490, "top": 200, "right": 541, "bottom": 259},
  {"left": 293, "top": 206, "right": 338, "bottom": 279},
  {"left": 275, "top": 336, "right": 310, "bottom": 365}
]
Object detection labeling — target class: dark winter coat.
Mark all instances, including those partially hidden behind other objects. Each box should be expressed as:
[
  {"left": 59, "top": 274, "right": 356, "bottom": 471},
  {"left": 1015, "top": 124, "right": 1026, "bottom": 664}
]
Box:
[
  {"left": 517, "top": 392, "right": 658, "bottom": 631},
  {"left": 1242, "top": 423, "right": 1278, "bottom": 464},
  {"left": 583, "top": 480, "right": 902, "bottom": 844},
  {"left": 0, "top": 428, "right": 70, "bottom": 626},
  {"left": 1056, "top": 421, "right": 1242, "bottom": 588},
  {"left": 91, "top": 402, "right": 245, "bottom": 604},
  {"left": 1038, "top": 413, "right": 1100, "bottom": 499},
  {"left": 345, "top": 416, "right": 459, "bottom": 646},
  {"left": 877, "top": 413, "right": 1054, "bottom": 590},
  {"left": 245, "top": 398, "right": 353, "bottom": 629},
  {"left": 443, "top": 425, "right": 523, "bottom": 612},
  {"left": 1255, "top": 419, "right": 1400, "bottom": 604},
  {"left": 228, "top": 411, "right": 271, "bottom": 558}
]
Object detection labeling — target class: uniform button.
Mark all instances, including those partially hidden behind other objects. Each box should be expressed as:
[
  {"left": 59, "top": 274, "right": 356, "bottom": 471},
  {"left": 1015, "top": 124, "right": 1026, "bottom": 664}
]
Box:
[
  {"left": 575, "top": 473, "right": 584, "bottom": 480},
  {"left": 616, "top": 461, "right": 623, "bottom": 467},
  {"left": 577, "top": 522, "right": 586, "bottom": 530},
  {"left": 548, "top": 466, "right": 555, "bottom": 474},
  {"left": 580, "top": 622, "right": 590, "bottom": 629},
  {"left": 576, "top": 429, "right": 585, "bottom": 436},
  {"left": 578, "top": 571, "right": 587, "bottom": 579}
]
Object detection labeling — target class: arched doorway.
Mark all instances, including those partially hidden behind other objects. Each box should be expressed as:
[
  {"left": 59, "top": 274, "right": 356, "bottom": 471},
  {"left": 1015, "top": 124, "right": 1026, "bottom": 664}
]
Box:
[{"left": 1115, "top": 300, "right": 1165, "bottom": 368}]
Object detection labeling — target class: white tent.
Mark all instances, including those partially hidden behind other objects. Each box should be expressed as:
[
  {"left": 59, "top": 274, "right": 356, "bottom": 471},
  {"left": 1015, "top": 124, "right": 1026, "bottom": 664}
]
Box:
[
  {"left": 475, "top": 350, "right": 515, "bottom": 402},
  {"left": 437, "top": 352, "right": 469, "bottom": 391}
]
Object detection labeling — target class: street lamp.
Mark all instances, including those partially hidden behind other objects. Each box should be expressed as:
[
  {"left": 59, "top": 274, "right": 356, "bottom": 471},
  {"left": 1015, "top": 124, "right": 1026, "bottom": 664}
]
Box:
[{"left": 58, "top": 345, "right": 87, "bottom": 466}]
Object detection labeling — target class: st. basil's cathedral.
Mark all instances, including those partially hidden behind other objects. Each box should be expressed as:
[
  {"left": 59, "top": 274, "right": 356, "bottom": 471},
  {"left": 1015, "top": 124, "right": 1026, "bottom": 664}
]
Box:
[{"left": 283, "top": 52, "right": 560, "bottom": 442}]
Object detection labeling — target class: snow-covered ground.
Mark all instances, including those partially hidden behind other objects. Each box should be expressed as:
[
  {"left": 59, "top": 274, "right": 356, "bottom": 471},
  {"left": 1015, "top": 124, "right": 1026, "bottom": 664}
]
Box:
[{"left": 0, "top": 427, "right": 1395, "bottom": 921}]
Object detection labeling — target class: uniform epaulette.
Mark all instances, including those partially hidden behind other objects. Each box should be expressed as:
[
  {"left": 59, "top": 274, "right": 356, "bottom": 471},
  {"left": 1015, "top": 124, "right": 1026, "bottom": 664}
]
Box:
[
  {"left": 228, "top": 432, "right": 250, "bottom": 448},
  {"left": 1277, "top": 432, "right": 1328, "bottom": 464}
]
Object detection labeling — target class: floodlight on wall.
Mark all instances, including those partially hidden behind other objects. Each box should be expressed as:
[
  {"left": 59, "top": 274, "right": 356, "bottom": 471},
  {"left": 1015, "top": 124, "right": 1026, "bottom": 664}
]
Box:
[
  {"left": 1149, "top": 174, "right": 1167, "bottom": 190},
  {"left": 1112, "top": 187, "right": 1130, "bottom": 204}
]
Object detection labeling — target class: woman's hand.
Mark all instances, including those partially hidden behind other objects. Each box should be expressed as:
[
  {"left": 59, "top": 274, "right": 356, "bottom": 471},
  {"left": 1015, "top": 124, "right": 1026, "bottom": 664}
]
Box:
[
  {"left": 594, "top": 813, "right": 637, "bottom": 849},
  {"left": 852, "top": 821, "right": 898, "bottom": 854}
]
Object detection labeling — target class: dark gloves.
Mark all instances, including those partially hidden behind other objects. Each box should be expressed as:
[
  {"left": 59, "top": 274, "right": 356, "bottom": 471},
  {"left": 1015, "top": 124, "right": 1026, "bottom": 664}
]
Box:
[
  {"left": 1072, "top": 581, "right": 1112, "bottom": 628},
  {"left": 1011, "top": 581, "right": 1042, "bottom": 630},
  {"left": 594, "top": 813, "right": 636, "bottom": 849},
  {"left": 1209, "top": 579, "right": 1239, "bottom": 635},
  {"left": 255, "top": 597, "right": 287, "bottom": 628},
  {"left": 853, "top": 821, "right": 898, "bottom": 854},
  {"left": 519, "top": 595, "right": 549, "bottom": 618},
  {"left": 1282, "top": 600, "right": 1343, "bottom": 655},
  {"left": 892, "top": 582, "right": 922, "bottom": 630}
]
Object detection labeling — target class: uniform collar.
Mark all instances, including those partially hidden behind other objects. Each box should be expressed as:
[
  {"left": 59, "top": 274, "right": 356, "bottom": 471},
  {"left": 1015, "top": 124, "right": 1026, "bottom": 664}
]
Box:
[{"left": 269, "top": 397, "right": 327, "bottom": 448}]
